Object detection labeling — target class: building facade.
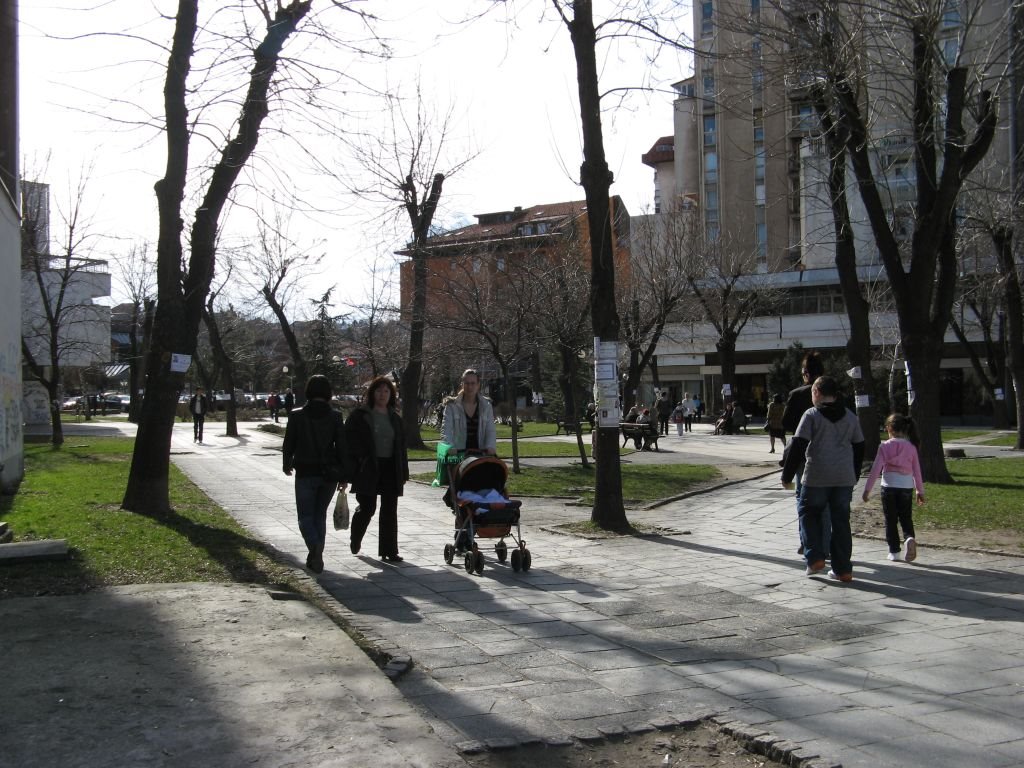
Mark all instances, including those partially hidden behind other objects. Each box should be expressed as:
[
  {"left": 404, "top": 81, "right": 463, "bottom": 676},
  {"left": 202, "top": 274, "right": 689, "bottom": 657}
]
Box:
[{"left": 637, "top": 0, "right": 1020, "bottom": 421}]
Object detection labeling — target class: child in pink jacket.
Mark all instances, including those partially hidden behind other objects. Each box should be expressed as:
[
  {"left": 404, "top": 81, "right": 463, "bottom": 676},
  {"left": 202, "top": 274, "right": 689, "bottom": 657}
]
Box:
[{"left": 862, "top": 413, "right": 925, "bottom": 562}]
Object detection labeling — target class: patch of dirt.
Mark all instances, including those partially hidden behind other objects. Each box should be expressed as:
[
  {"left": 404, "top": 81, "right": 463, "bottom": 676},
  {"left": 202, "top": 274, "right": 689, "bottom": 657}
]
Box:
[
  {"left": 852, "top": 500, "right": 1024, "bottom": 555},
  {"left": 462, "top": 723, "right": 782, "bottom": 768}
]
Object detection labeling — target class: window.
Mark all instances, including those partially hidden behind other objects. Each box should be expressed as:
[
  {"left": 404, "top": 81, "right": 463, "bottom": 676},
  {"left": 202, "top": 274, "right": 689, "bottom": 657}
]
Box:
[
  {"left": 703, "top": 72, "right": 716, "bottom": 96},
  {"left": 755, "top": 206, "right": 766, "bottom": 258},
  {"left": 793, "top": 103, "right": 817, "bottom": 133},
  {"left": 701, "top": 0, "right": 713, "bottom": 36},
  {"left": 754, "top": 147, "right": 765, "bottom": 182},
  {"left": 941, "top": 0, "right": 961, "bottom": 29},
  {"left": 942, "top": 36, "right": 959, "bottom": 67},
  {"left": 705, "top": 185, "right": 719, "bottom": 211},
  {"left": 703, "top": 114, "right": 717, "bottom": 146},
  {"left": 751, "top": 0, "right": 760, "bottom": 14},
  {"left": 497, "top": 256, "right": 506, "bottom": 272},
  {"left": 704, "top": 151, "right": 718, "bottom": 183}
]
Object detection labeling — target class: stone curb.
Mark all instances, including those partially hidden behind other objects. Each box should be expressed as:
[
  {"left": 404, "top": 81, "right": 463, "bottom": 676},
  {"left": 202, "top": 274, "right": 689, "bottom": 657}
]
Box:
[{"left": 448, "top": 713, "right": 843, "bottom": 767}]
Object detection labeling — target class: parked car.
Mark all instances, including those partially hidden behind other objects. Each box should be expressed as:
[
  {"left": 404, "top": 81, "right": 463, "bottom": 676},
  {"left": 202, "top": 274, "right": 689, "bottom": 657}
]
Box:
[{"left": 104, "top": 392, "right": 132, "bottom": 413}]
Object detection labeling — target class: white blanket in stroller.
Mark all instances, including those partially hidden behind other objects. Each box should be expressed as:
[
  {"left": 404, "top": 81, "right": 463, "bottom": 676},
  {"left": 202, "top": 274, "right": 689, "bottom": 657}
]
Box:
[{"left": 457, "top": 488, "right": 516, "bottom": 517}]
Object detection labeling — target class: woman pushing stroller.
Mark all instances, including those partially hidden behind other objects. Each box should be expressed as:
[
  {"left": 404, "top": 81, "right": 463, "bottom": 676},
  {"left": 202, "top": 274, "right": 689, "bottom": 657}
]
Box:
[{"left": 442, "top": 368, "right": 497, "bottom": 457}]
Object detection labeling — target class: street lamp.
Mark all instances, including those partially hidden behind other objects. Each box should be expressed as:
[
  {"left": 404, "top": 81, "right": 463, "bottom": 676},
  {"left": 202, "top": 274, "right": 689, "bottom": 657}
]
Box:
[{"left": 282, "top": 365, "right": 292, "bottom": 392}]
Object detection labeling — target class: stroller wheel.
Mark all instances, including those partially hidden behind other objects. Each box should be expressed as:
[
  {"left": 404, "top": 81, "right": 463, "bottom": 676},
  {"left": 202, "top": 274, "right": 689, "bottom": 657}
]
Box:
[
  {"left": 443, "top": 543, "right": 455, "bottom": 564},
  {"left": 463, "top": 552, "right": 474, "bottom": 573},
  {"left": 473, "top": 551, "right": 485, "bottom": 574},
  {"left": 521, "top": 548, "right": 532, "bottom": 572},
  {"left": 495, "top": 542, "right": 508, "bottom": 563},
  {"left": 510, "top": 549, "right": 522, "bottom": 572}
]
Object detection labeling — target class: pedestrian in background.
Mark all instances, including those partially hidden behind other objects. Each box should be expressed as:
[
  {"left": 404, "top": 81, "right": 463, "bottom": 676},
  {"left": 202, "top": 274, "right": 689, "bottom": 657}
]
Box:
[
  {"left": 782, "top": 375, "right": 865, "bottom": 583},
  {"left": 282, "top": 375, "right": 348, "bottom": 574},
  {"left": 656, "top": 392, "right": 672, "bottom": 435},
  {"left": 766, "top": 393, "right": 787, "bottom": 453},
  {"left": 346, "top": 376, "right": 409, "bottom": 562},
  {"left": 189, "top": 387, "right": 210, "bottom": 444},
  {"left": 680, "top": 392, "right": 695, "bottom": 432},
  {"left": 268, "top": 391, "right": 281, "bottom": 423},
  {"left": 284, "top": 389, "right": 295, "bottom": 413},
  {"left": 862, "top": 413, "right": 924, "bottom": 562}
]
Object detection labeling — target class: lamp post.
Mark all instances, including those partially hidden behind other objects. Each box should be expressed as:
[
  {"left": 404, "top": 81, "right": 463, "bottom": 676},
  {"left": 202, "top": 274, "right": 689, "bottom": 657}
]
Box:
[{"left": 282, "top": 365, "right": 292, "bottom": 392}]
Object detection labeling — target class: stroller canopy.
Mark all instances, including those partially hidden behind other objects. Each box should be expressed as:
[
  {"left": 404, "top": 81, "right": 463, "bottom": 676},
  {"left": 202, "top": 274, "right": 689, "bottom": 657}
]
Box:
[{"left": 452, "top": 455, "right": 508, "bottom": 494}]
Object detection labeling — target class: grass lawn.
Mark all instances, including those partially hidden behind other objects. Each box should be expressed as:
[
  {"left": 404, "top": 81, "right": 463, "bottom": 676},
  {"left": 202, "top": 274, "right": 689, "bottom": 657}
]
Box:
[
  {"left": 413, "top": 463, "right": 721, "bottom": 505},
  {"left": 941, "top": 429, "right": 992, "bottom": 442},
  {"left": 978, "top": 434, "right": 1020, "bottom": 447},
  {"left": 408, "top": 439, "right": 643, "bottom": 462},
  {"left": 0, "top": 438, "right": 292, "bottom": 598},
  {"left": 921, "top": 457, "right": 1024, "bottom": 533}
]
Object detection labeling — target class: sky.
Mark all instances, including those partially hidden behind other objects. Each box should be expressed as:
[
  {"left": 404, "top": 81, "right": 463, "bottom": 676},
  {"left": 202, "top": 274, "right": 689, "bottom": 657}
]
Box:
[{"left": 18, "top": 1, "right": 693, "bottom": 314}]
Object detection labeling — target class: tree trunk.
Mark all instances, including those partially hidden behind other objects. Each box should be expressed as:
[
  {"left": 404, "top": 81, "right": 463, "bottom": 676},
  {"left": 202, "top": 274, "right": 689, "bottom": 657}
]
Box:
[
  {"left": 563, "top": 0, "right": 627, "bottom": 530},
  {"left": 903, "top": 333, "right": 953, "bottom": 482},
  {"left": 502, "top": 365, "right": 520, "bottom": 474},
  {"left": 994, "top": 227, "right": 1024, "bottom": 448},
  {"left": 716, "top": 335, "right": 737, "bottom": 406},
  {"left": 558, "top": 342, "right": 589, "bottom": 467},
  {"left": 400, "top": 251, "right": 427, "bottom": 450},
  {"left": 46, "top": 379, "right": 63, "bottom": 447},
  {"left": 124, "top": 0, "right": 311, "bottom": 512},
  {"left": 820, "top": 115, "right": 880, "bottom": 459},
  {"left": 401, "top": 173, "right": 444, "bottom": 452}
]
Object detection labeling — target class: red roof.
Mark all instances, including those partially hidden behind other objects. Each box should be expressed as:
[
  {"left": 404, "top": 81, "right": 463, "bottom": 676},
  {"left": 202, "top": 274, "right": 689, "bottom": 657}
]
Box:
[
  {"left": 641, "top": 136, "right": 675, "bottom": 167},
  {"left": 414, "top": 199, "right": 590, "bottom": 251}
]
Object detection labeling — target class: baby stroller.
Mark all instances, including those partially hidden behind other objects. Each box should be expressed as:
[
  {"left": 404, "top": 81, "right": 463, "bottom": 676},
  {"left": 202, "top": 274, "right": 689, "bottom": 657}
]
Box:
[{"left": 442, "top": 454, "right": 531, "bottom": 574}]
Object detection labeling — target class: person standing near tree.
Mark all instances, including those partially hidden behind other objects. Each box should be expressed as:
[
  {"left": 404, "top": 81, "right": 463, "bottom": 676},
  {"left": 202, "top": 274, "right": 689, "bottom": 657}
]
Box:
[
  {"left": 782, "top": 376, "right": 865, "bottom": 583},
  {"left": 282, "top": 375, "right": 348, "bottom": 574},
  {"left": 284, "top": 389, "right": 295, "bottom": 413},
  {"left": 346, "top": 376, "right": 409, "bottom": 563},
  {"left": 189, "top": 387, "right": 210, "bottom": 444},
  {"left": 655, "top": 391, "right": 672, "bottom": 436}
]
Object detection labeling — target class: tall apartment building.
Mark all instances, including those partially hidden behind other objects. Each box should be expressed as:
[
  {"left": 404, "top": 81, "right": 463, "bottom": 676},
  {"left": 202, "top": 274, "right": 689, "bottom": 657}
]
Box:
[{"left": 638, "top": 0, "right": 1021, "bottom": 420}]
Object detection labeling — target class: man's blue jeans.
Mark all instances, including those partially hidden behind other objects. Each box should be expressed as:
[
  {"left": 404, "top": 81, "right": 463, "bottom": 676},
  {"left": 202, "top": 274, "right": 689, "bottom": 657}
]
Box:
[
  {"left": 795, "top": 473, "right": 831, "bottom": 553},
  {"left": 798, "top": 484, "right": 853, "bottom": 575},
  {"left": 294, "top": 475, "right": 335, "bottom": 557}
]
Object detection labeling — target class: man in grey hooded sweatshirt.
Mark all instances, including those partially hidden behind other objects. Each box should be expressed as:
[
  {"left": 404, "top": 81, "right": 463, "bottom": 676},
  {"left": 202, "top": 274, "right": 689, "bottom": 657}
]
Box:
[{"left": 781, "top": 376, "right": 864, "bottom": 582}]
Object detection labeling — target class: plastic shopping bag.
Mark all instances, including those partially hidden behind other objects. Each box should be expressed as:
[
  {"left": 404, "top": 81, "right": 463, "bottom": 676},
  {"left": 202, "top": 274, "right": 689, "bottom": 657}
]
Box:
[{"left": 333, "top": 491, "right": 350, "bottom": 530}]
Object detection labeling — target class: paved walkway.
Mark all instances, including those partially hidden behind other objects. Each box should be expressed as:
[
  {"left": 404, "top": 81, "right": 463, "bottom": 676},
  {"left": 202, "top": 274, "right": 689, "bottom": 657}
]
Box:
[{"left": 162, "top": 420, "right": 1024, "bottom": 768}]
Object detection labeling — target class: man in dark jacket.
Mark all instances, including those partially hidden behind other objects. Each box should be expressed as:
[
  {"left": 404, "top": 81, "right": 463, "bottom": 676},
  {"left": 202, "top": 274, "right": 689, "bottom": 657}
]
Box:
[
  {"left": 282, "top": 375, "right": 349, "bottom": 574},
  {"left": 782, "top": 376, "right": 865, "bottom": 582},
  {"left": 781, "top": 351, "right": 826, "bottom": 553},
  {"left": 189, "top": 388, "right": 210, "bottom": 443}
]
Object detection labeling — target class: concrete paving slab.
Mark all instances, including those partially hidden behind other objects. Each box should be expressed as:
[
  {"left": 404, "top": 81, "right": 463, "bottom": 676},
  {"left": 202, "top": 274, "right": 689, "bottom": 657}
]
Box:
[{"left": 144, "top": 420, "right": 1024, "bottom": 767}]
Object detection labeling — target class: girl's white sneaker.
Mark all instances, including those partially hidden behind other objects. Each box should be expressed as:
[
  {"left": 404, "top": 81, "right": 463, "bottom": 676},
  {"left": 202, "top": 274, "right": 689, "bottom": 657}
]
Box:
[
  {"left": 904, "top": 537, "right": 917, "bottom": 562},
  {"left": 887, "top": 552, "right": 903, "bottom": 562}
]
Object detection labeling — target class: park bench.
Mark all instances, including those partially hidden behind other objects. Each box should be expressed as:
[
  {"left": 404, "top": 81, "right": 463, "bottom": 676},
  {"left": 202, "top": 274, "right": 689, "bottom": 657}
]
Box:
[
  {"left": 556, "top": 419, "right": 591, "bottom": 435},
  {"left": 620, "top": 421, "right": 659, "bottom": 451}
]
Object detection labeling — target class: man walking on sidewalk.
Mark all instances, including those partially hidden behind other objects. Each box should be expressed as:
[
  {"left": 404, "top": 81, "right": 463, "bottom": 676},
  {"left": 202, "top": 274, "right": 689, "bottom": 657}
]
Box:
[{"left": 189, "top": 388, "right": 210, "bottom": 444}]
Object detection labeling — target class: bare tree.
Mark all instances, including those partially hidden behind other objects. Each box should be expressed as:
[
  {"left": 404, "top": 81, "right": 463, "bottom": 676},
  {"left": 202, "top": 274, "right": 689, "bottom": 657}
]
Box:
[
  {"left": 122, "top": 1, "right": 383, "bottom": 512},
  {"left": 339, "top": 84, "right": 472, "bottom": 449},
  {"left": 763, "top": 0, "right": 1002, "bottom": 481},
  {"left": 619, "top": 212, "right": 693, "bottom": 411},
  {"left": 552, "top": 0, "right": 626, "bottom": 529},
  {"left": 113, "top": 242, "right": 156, "bottom": 423},
  {"left": 247, "top": 206, "right": 328, "bottom": 405},
  {"left": 528, "top": 238, "right": 595, "bottom": 465},
  {"left": 20, "top": 175, "right": 110, "bottom": 446},
  {"left": 429, "top": 250, "right": 544, "bottom": 474}
]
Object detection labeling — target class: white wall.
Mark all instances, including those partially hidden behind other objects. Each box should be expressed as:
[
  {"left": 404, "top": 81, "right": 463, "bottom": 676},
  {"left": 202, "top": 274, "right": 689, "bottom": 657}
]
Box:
[{"left": 0, "top": 190, "right": 23, "bottom": 490}]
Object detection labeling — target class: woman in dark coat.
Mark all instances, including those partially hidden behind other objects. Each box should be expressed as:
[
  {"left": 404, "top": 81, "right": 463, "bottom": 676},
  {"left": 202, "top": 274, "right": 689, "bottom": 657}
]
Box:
[{"left": 346, "top": 376, "right": 409, "bottom": 562}]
